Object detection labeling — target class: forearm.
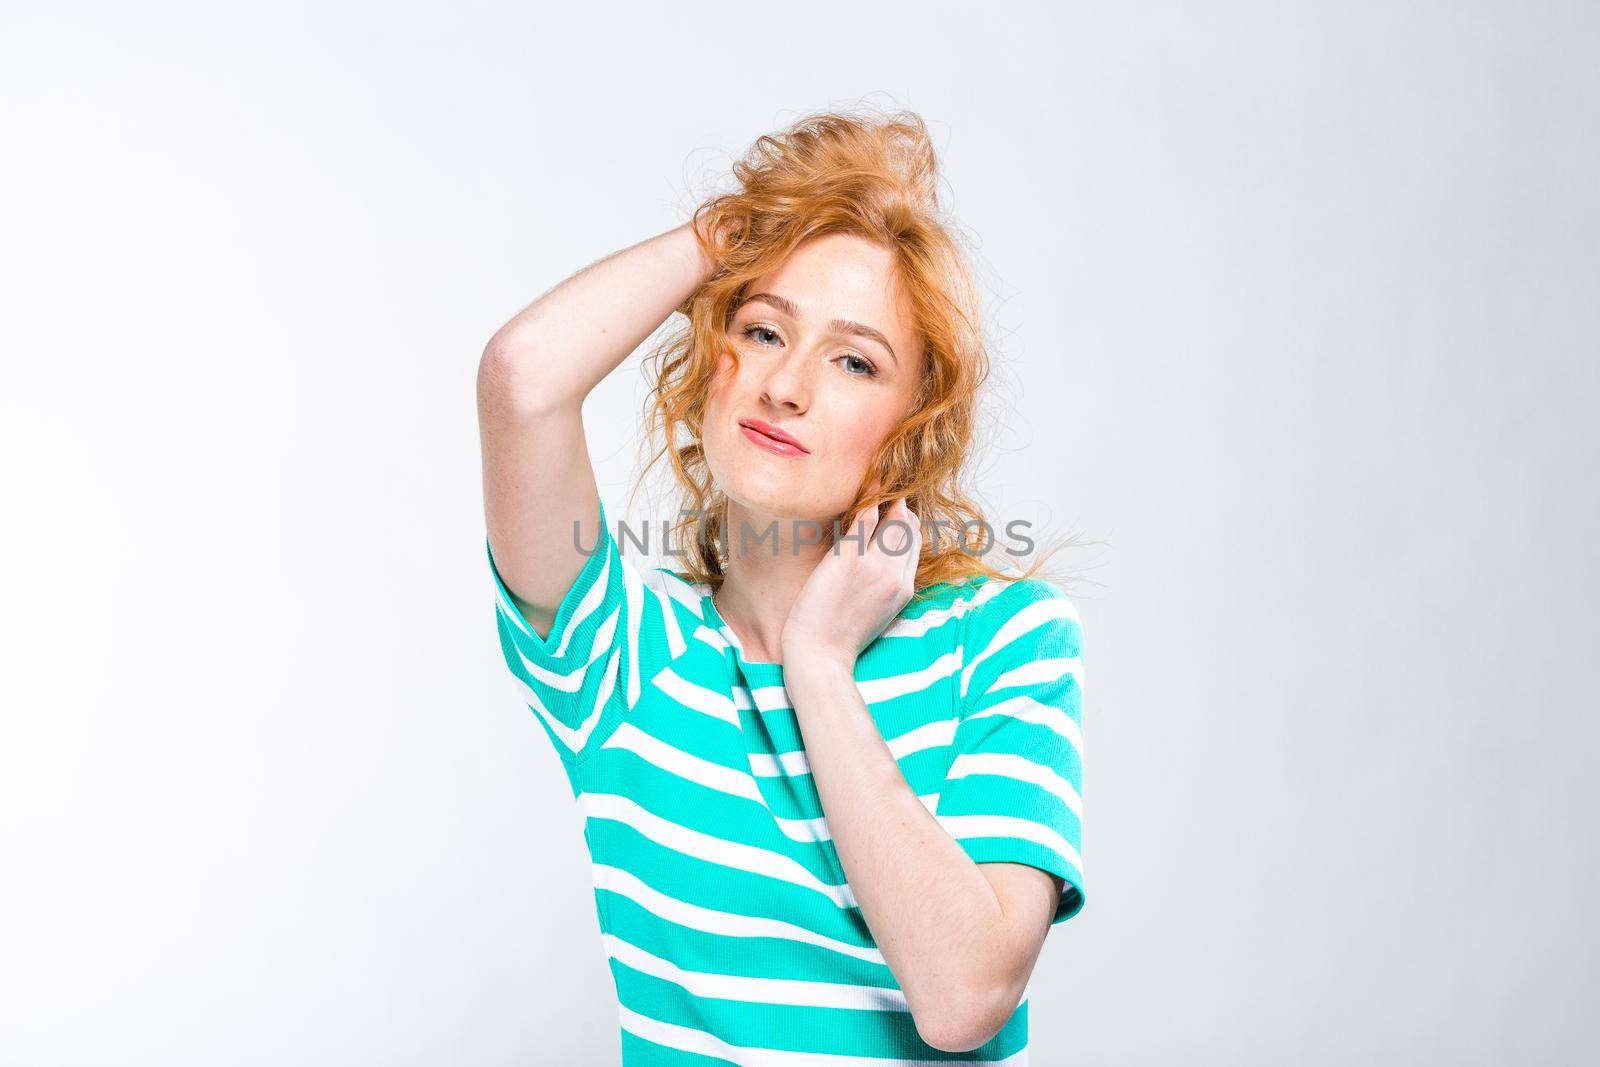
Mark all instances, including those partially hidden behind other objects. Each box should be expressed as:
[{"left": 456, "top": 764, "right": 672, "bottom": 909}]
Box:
[
  {"left": 480, "top": 221, "right": 716, "bottom": 412},
  {"left": 783, "top": 654, "right": 1008, "bottom": 1050}
]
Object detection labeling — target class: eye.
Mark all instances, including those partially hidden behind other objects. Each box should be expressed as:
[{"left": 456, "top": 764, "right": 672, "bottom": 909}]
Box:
[
  {"left": 741, "top": 324, "right": 781, "bottom": 346},
  {"left": 740, "top": 323, "right": 879, "bottom": 379},
  {"left": 836, "top": 353, "right": 879, "bottom": 378}
]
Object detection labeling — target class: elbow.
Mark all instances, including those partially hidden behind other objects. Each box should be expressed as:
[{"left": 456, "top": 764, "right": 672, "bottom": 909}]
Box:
[
  {"left": 916, "top": 1012, "right": 1004, "bottom": 1056},
  {"left": 477, "top": 338, "right": 582, "bottom": 417},
  {"left": 913, "top": 977, "right": 1016, "bottom": 1054}
]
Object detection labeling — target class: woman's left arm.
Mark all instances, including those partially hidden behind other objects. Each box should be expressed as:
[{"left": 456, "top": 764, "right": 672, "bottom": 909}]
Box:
[
  {"left": 783, "top": 653, "right": 1056, "bottom": 1053},
  {"left": 780, "top": 498, "right": 1059, "bottom": 1055}
]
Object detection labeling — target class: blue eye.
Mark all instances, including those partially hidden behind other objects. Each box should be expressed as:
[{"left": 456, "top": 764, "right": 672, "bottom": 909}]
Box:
[
  {"left": 739, "top": 324, "right": 879, "bottom": 379},
  {"left": 837, "top": 353, "right": 877, "bottom": 378}
]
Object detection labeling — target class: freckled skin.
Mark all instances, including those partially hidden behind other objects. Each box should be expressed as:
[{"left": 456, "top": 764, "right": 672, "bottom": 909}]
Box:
[{"left": 703, "top": 232, "right": 926, "bottom": 534}]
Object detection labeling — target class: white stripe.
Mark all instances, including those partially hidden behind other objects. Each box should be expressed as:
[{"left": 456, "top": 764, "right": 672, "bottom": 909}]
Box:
[
  {"left": 499, "top": 603, "right": 619, "bottom": 691},
  {"left": 715, "top": 617, "right": 753, "bottom": 660},
  {"left": 936, "top": 812, "right": 1084, "bottom": 877},
  {"left": 961, "top": 597, "right": 1079, "bottom": 699},
  {"left": 642, "top": 570, "right": 689, "bottom": 659},
  {"left": 730, "top": 657, "right": 957, "bottom": 714},
  {"left": 745, "top": 748, "right": 813, "bottom": 778},
  {"left": 555, "top": 546, "right": 614, "bottom": 660},
  {"left": 621, "top": 553, "right": 645, "bottom": 709},
  {"left": 855, "top": 651, "right": 961, "bottom": 704},
  {"left": 603, "top": 931, "right": 906, "bottom": 1011},
  {"left": 510, "top": 642, "right": 621, "bottom": 755},
  {"left": 692, "top": 624, "right": 733, "bottom": 654},
  {"left": 887, "top": 718, "right": 960, "bottom": 761},
  {"left": 651, "top": 666, "right": 741, "bottom": 727},
  {"left": 946, "top": 751, "right": 1082, "bottom": 817},
  {"left": 597, "top": 722, "right": 762, "bottom": 802},
  {"left": 489, "top": 541, "right": 612, "bottom": 656},
  {"left": 617, "top": 1004, "right": 1032, "bottom": 1066},
  {"left": 740, "top": 718, "right": 958, "bottom": 782},
  {"left": 965, "top": 693, "right": 1084, "bottom": 760},
  {"left": 658, "top": 569, "right": 707, "bottom": 620},
  {"left": 879, "top": 579, "right": 1006, "bottom": 638},
  {"left": 578, "top": 792, "right": 859, "bottom": 909},
  {"left": 591, "top": 863, "right": 886, "bottom": 964},
  {"left": 592, "top": 724, "right": 809, "bottom": 845},
  {"left": 490, "top": 578, "right": 533, "bottom": 640},
  {"left": 742, "top": 682, "right": 794, "bottom": 712},
  {"left": 591, "top": 721, "right": 946, "bottom": 848},
  {"left": 988, "top": 656, "right": 1082, "bottom": 695}
]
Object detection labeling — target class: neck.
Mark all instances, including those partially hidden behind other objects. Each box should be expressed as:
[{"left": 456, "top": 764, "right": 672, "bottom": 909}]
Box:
[{"left": 713, "top": 501, "right": 835, "bottom": 664}]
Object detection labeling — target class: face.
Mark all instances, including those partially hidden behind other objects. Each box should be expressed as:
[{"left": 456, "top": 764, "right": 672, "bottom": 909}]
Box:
[{"left": 702, "top": 231, "right": 926, "bottom": 533}]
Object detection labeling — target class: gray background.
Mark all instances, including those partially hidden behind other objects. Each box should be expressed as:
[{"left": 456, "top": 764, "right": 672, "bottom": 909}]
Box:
[{"left": 2, "top": 2, "right": 1596, "bottom": 1064}]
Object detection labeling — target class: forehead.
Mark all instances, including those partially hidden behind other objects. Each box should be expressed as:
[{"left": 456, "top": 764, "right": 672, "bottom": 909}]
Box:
[{"left": 737, "top": 233, "right": 918, "bottom": 349}]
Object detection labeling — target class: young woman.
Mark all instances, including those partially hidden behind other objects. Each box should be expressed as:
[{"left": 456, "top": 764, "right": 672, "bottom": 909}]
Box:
[{"left": 478, "top": 109, "right": 1086, "bottom": 1064}]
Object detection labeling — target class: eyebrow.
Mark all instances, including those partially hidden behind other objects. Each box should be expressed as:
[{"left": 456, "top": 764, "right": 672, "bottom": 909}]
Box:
[{"left": 737, "top": 291, "right": 898, "bottom": 366}]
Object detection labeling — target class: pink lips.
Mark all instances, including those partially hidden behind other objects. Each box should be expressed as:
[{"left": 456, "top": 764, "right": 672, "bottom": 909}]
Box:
[{"left": 739, "top": 418, "right": 809, "bottom": 457}]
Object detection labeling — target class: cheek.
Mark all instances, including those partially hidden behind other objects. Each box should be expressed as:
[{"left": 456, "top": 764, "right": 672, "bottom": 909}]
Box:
[
  {"left": 701, "top": 367, "right": 738, "bottom": 476},
  {"left": 824, "top": 400, "right": 902, "bottom": 469},
  {"left": 704, "top": 352, "right": 740, "bottom": 409}
]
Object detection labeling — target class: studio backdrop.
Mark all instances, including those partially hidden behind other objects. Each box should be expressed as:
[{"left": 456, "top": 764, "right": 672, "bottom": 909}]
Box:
[{"left": 1, "top": 3, "right": 1596, "bottom": 1065}]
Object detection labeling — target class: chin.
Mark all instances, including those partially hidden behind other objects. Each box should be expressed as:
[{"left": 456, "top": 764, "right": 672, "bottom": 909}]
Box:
[
  {"left": 707, "top": 438, "right": 854, "bottom": 527},
  {"left": 719, "top": 480, "right": 805, "bottom": 523},
  {"left": 709, "top": 470, "right": 809, "bottom": 524}
]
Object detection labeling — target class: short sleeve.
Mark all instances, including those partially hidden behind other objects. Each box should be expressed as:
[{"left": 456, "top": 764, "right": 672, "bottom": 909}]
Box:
[
  {"left": 935, "top": 577, "right": 1086, "bottom": 925},
  {"left": 486, "top": 495, "right": 688, "bottom": 767}
]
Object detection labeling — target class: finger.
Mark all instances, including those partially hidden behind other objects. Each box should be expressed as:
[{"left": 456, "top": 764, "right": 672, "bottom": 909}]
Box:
[
  {"left": 847, "top": 502, "right": 880, "bottom": 558},
  {"left": 886, "top": 496, "right": 918, "bottom": 559},
  {"left": 903, "top": 512, "right": 923, "bottom": 581},
  {"left": 875, "top": 498, "right": 914, "bottom": 556},
  {"left": 897, "top": 498, "right": 922, "bottom": 569},
  {"left": 897, "top": 496, "right": 920, "bottom": 543},
  {"left": 873, "top": 519, "right": 902, "bottom": 555}
]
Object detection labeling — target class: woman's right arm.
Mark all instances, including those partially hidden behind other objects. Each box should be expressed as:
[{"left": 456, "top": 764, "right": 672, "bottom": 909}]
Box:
[{"left": 477, "top": 221, "right": 717, "bottom": 639}]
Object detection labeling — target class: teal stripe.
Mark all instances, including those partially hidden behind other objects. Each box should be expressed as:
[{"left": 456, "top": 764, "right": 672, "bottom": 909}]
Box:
[
  {"left": 613, "top": 963, "right": 1020, "bottom": 1060},
  {"left": 604, "top": 894, "right": 898, "bottom": 985},
  {"left": 618, "top": 1029, "right": 736, "bottom": 1066}
]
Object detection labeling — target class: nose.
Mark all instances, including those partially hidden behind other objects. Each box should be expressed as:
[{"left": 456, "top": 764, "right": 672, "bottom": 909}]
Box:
[{"left": 757, "top": 346, "right": 812, "bottom": 414}]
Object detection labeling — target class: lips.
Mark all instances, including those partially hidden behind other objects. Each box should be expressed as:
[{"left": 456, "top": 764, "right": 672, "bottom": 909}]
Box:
[{"left": 739, "top": 418, "right": 810, "bottom": 457}]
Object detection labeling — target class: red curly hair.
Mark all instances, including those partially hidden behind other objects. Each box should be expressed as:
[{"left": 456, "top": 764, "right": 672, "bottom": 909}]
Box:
[{"left": 637, "top": 106, "right": 1076, "bottom": 604}]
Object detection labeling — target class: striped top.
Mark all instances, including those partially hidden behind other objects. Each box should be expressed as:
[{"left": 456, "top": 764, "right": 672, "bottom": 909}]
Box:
[{"left": 487, "top": 498, "right": 1086, "bottom": 1065}]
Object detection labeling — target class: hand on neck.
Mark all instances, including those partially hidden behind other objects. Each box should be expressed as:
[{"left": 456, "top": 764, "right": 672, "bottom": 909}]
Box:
[{"left": 714, "top": 503, "right": 837, "bottom": 665}]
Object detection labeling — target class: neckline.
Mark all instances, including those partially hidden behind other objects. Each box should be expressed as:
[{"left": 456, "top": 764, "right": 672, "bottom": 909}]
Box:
[
  {"left": 700, "top": 576, "right": 971, "bottom": 676},
  {"left": 702, "top": 588, "right": 786, "bottom": 673}
]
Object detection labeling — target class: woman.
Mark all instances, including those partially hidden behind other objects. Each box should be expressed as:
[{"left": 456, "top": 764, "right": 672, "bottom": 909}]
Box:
[{"left": 478, "top": 109, "right": 1085, "bottom": 1064}]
